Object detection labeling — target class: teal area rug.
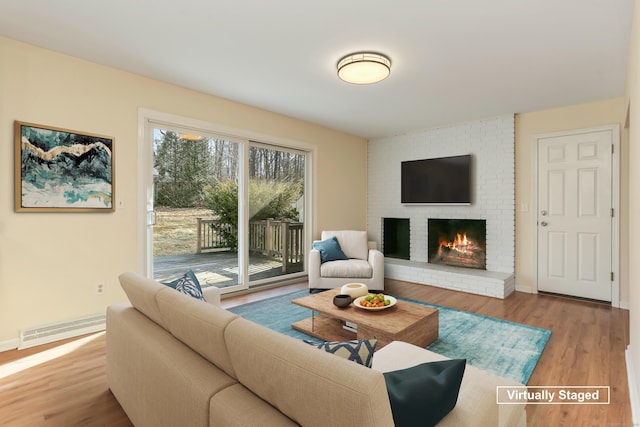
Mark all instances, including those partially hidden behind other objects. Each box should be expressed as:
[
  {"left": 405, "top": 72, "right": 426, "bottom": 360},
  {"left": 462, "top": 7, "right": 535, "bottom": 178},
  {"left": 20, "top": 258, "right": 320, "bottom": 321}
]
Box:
[{"left": 228, "top": 290, "right": 551, "bottom": 384}]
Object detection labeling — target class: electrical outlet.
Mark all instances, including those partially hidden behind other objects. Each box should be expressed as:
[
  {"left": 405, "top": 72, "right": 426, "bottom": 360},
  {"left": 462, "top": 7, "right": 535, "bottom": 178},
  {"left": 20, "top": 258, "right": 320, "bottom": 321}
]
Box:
[{"left": 96, "top": 282, "right": 105, "bottom": 294}]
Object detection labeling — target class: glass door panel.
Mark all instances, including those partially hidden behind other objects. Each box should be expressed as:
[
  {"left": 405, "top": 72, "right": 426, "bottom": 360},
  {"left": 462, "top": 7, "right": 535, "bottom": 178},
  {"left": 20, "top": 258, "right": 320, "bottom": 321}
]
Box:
[
  {"left": 247, "top": 144, "right": 305, "bottom": 286},
  {"left": 150, "top": 126, "right": 244, "bottom": 292}
]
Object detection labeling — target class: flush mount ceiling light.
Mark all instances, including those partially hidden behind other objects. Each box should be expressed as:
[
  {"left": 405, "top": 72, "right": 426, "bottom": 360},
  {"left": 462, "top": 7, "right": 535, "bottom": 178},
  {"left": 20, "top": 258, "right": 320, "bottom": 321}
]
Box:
[
  {"left": 179, "top": 133, "right": 204, "bottom": 141},
  {"left": 337, "top": 52, "right": 391, "bottom": 84}
]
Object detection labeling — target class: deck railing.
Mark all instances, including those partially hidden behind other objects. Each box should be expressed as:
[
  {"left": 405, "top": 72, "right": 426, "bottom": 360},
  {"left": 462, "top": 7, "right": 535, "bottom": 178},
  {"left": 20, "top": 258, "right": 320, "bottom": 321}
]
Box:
[
  {"left": 196, "top": 218, "right": 304, "bottom": 273},
  {"left": 196, "top": 218, "right": 233, "bottom": 252}
]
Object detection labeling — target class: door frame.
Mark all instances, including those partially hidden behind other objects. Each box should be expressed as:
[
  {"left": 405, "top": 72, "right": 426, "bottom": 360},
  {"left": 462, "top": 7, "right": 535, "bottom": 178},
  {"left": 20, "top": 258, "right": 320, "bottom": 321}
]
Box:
[
  {"left": 533, "top": 124, "right": 620, "bottom": 307},
  {"left": 136, "top": 108, "right": 316, "bottom": 291}
]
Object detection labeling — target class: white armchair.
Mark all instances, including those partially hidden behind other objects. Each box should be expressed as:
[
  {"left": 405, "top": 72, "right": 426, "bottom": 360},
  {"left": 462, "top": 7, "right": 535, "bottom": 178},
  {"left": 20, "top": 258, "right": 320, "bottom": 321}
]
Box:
[{"left": 308, "top": 230, "right": 384, "bottom": 291}]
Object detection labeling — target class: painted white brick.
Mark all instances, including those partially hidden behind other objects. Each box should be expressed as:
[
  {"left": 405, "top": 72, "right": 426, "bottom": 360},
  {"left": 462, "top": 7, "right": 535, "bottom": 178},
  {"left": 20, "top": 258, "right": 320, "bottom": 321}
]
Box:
[
  {"left": 370, "top": 115, "right": 516, "bottom": 297},
  {"left": 384, "top": 259, "right": 515, "bottom": 298}
]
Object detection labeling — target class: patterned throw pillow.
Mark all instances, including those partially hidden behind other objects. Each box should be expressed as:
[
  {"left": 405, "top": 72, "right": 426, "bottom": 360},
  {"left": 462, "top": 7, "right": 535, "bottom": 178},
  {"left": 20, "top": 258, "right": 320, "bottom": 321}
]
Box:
[
  {"left": 162, "top": 270, "right": 206, "bottom": 301},
  {"left": 304, "top": 338, "right": 377, "bottom": 367}
]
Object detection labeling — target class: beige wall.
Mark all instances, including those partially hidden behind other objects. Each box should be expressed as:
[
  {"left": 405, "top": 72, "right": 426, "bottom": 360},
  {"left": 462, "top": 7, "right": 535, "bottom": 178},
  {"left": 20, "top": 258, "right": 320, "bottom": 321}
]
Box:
[
  {"left": 1, "top": 29, "right": 634, "bottom": 350},
  {"left": 0, "top": 36, "right": 368, "bottom": 346},
  {"left": 515, "top": 98, "right": 629, "bottom": 304},
  {"left": 626, "top": 0, "right": 640, "bottom": 404}
]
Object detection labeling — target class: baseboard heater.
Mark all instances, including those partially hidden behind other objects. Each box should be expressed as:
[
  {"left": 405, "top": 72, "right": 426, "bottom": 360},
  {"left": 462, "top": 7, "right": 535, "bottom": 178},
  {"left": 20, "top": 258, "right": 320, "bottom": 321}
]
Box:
[{"left": 19, "top": 314, "right": 106, "bottom": 349}]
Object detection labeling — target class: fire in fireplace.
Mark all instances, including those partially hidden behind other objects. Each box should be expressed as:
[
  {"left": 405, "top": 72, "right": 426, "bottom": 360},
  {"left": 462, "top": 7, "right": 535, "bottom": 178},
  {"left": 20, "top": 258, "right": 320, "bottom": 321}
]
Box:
[{"left": 428, "top": 219, "right": 486, "bottom": 270}]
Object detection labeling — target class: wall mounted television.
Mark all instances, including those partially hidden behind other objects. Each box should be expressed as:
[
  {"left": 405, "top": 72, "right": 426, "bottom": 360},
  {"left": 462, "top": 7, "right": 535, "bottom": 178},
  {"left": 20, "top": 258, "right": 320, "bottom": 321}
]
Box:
[{"left": 401, "top": 154, "right": 472, "bottom": 204}]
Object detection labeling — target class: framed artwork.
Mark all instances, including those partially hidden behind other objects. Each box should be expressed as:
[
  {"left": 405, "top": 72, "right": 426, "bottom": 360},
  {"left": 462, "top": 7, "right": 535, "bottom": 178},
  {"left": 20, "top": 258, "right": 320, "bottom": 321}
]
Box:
[{"left": 15, "top": 121, "right": 115, "bottom": 212}]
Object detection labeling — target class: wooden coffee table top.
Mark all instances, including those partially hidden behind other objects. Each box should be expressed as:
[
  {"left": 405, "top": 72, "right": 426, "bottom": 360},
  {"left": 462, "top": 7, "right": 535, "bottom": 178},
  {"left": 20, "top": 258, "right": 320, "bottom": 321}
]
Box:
[{"left": 291, "top": 288, "right": 439, "bottom": 347}]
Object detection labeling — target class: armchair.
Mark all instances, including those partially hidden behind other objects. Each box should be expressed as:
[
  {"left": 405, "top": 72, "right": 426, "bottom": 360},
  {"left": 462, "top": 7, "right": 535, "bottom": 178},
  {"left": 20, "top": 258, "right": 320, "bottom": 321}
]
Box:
[{"left": 308, "top": 230, "right": 384, "bottom": 291}]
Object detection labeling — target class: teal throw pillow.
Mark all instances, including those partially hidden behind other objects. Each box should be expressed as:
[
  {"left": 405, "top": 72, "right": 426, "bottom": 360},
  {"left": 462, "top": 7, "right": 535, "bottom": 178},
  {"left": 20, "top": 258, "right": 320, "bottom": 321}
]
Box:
[
  {"left": 312, "top": 236, "right": 348, "bottom": 263},
  {"left": 304, "top": 338, "right": 377, "bottom": 367},
  {"left": 163, "top": 270, "right": 206, "bottom": 301},
  {"left": 383, "top": 359, "right": 466, "bottom": 427}
]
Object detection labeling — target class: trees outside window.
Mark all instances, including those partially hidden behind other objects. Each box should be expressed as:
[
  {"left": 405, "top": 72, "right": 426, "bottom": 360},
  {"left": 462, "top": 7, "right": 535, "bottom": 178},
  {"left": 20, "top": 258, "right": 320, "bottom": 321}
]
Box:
[{"left": 153, "top": 131, "right": 305, "bottom": 250}]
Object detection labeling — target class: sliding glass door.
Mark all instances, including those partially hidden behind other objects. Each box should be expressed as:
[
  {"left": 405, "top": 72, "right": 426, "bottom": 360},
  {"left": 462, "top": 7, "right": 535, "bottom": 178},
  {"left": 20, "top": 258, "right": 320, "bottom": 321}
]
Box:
[{"left": 142, "top": 115, "right": 309, "bottom": 294}]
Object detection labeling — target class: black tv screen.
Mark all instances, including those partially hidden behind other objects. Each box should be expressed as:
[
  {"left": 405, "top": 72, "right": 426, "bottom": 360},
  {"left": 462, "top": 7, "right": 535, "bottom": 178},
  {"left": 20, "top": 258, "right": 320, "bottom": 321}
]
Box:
[{"left": 401, "top": 155, "right": 472, "bottom": 204}]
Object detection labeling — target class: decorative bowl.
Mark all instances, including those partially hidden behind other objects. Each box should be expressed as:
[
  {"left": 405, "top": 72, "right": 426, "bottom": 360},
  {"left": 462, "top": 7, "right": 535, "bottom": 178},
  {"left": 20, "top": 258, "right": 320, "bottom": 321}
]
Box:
[
  {"left": 340, "top": 283, "right": 368, "bottom": 299},
  {"left": 333, "top": 294, "right": 353, "bottom": 308},
  {"left": 353, "top": 295, "right": 397, "bottom": 311}
]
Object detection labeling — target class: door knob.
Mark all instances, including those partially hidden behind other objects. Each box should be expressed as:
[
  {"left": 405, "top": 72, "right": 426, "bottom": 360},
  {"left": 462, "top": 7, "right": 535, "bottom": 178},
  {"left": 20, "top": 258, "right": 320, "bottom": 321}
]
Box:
[
  {"left": 540, "top": 221, "right": 548, "bottom": 227},
  {"left": 541, "top": 210, "right": 548, "bottom": 216}
]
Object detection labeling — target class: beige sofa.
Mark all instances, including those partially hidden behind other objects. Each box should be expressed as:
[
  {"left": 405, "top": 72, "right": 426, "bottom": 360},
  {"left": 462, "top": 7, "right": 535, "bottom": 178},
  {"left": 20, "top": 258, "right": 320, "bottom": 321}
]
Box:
[{"left": 107, "top": 272, "right": 526, "bottom": 426}]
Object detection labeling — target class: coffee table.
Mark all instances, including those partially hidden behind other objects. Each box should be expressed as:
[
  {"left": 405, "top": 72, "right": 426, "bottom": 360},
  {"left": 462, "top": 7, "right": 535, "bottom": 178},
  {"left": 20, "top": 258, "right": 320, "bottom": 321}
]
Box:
[{"left": 291, "top": 288, "right": 438, "bottom": 349}]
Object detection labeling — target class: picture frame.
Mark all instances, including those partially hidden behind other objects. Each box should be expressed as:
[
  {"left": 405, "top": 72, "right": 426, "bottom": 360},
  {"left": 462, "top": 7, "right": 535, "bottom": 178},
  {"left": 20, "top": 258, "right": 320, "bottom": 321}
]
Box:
[{"left": 15, "top": 121, "right": 115, "bottom": 212}]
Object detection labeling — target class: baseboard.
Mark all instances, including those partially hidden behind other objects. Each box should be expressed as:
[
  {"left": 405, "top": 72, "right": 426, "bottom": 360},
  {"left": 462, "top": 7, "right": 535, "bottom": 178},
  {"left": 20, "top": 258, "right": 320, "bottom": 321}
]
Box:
[
  {"left": 514, "top": 284, "right": 628, "bottom": 309},
  {"left": 625, "top": 346, "right": 640, "bottom": 426},
  {"left": 515, "top": 284, "right": 535, "bottom": 294},
  {"left": 0, "top": 338, "right": 19, "bottom": 353}
]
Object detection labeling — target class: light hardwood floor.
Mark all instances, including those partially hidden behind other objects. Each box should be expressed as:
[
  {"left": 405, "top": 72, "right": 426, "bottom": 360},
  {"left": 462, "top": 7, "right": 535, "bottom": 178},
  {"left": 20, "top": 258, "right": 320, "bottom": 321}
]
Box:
[{"left": 0, "top": 279, "right": 631, "bottom": 426}]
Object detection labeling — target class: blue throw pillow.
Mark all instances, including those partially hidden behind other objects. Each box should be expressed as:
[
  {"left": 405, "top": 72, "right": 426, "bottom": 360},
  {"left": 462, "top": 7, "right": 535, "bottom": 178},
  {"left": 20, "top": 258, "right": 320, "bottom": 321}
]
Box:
[
  {"left": 304, "top": 338, "right": 377, "bottom": 367},
  {"left": 383, "top": 359, "right": 466, "bottom": 427},
  {"left": 162, "top": 270, "right": 206, "bottom": 301},
  {"left": 312, "top": 236, "right": 348, "bottom": 263}
]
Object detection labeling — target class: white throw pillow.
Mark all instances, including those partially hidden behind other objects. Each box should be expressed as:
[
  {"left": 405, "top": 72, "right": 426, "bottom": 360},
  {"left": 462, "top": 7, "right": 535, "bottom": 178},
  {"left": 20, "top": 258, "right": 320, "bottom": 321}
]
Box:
[{"left": 321, "top": 230, "right": 368, "bottom": 260}]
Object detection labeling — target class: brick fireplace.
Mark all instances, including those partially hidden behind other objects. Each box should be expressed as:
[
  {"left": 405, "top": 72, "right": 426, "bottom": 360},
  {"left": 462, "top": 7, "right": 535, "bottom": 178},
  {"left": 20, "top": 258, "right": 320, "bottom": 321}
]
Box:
[{"left": 368, "top": 115, "right": 515, "bottom": 298}]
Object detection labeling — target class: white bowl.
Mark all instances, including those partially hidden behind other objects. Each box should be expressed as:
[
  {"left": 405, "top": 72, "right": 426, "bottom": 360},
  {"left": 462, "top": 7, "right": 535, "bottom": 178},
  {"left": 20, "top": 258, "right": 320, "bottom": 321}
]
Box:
[
  {"left": 353, "top": 295, "right": 397, "bottom": 311},
  {"left": 340, "top": 283, "right": 368, "bottom": 299}
]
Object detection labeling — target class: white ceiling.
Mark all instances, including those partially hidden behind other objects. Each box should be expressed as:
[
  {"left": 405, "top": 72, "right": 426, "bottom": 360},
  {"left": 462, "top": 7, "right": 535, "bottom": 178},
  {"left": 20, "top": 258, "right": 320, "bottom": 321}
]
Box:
[{"left": 0, "top": 0, "right": 633, "bottom": 139}]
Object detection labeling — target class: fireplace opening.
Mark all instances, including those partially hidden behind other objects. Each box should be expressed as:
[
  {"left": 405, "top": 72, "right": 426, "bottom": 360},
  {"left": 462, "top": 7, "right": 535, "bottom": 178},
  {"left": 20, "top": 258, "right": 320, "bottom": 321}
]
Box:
[
  {"left": 428, "top": 219, "right": 486, "bottom": 270},
  {"left": 383, "top": 218, "right": 410, "bottom": 260}
]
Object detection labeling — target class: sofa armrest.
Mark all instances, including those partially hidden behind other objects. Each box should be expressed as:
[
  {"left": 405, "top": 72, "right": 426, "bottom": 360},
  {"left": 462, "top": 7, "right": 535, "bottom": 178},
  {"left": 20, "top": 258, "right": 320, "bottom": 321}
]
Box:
[
  {"left": 368, "top": 248, "right": 384, "bottom": 277},
  {"left": 202, "top": 286, "right": 221, "bottom": 306}
]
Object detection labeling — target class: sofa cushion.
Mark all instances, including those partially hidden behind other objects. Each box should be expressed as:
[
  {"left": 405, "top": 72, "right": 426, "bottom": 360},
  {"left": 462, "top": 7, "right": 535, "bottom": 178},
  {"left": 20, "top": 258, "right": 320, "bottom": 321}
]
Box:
[
  {"left": 156, "top": 288, "right": 238, "bottom": 378},
  {"left": 303, "top": 338, "right": 377, "bottom": 367},
  {"left": 322, "top": 230, "right": 369, "bottom": 260},
  {"left": 320, "top": 259, "right": 373, "bottom": 278},
  {"left": 312, "top": 236, "right": 348, "bottom": 263},
  {"left": 162, "top": 270, "right": 205, "bottom": 301},
  {"left": 383, "top": 359, "right": 466, "bottom": 427},
  {"left": 106, "top": 303, "right": 237, "bottom": 427},
  {"left": 209, "top": 383, "right": 299, "bottom": 426},
  {"left": 118, "top": 272, "right": 169, "bottom": 328},
  {"left": 225, "top": 317, "right": 395, "bottom": 427}
]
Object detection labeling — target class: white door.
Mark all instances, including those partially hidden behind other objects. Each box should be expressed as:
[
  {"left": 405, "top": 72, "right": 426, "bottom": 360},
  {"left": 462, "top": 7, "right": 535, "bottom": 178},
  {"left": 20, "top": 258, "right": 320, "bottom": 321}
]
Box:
[{"left": 537, "top": 129, "right": 613, "bottom": 301}]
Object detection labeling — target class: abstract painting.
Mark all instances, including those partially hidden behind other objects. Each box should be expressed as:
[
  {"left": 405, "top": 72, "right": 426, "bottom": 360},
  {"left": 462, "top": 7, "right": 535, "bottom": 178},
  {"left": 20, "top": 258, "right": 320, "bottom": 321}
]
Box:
[{"left": 15, "top": 121, "right": 114, "bottom": 212}]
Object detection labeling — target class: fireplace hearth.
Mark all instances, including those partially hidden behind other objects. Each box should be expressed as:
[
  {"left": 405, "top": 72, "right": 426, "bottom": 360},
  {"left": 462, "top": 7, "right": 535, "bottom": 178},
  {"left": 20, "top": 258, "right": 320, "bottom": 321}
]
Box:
[{"left": 428, "top": 219, "right": 486, "bottom": 270}]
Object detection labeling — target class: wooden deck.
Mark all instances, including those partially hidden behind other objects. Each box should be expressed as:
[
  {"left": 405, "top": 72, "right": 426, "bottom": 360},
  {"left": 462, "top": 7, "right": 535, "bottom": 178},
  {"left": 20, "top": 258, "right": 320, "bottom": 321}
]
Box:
[{"left": 153, "top": 250, "right": 303, "bottom": 288}]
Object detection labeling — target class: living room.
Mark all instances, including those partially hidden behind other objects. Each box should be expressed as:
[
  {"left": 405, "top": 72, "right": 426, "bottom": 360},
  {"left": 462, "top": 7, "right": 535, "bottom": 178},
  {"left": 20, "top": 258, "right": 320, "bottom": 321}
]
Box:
[{"left": 0, "top": 1, "right": 639, "bottom": 426}]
